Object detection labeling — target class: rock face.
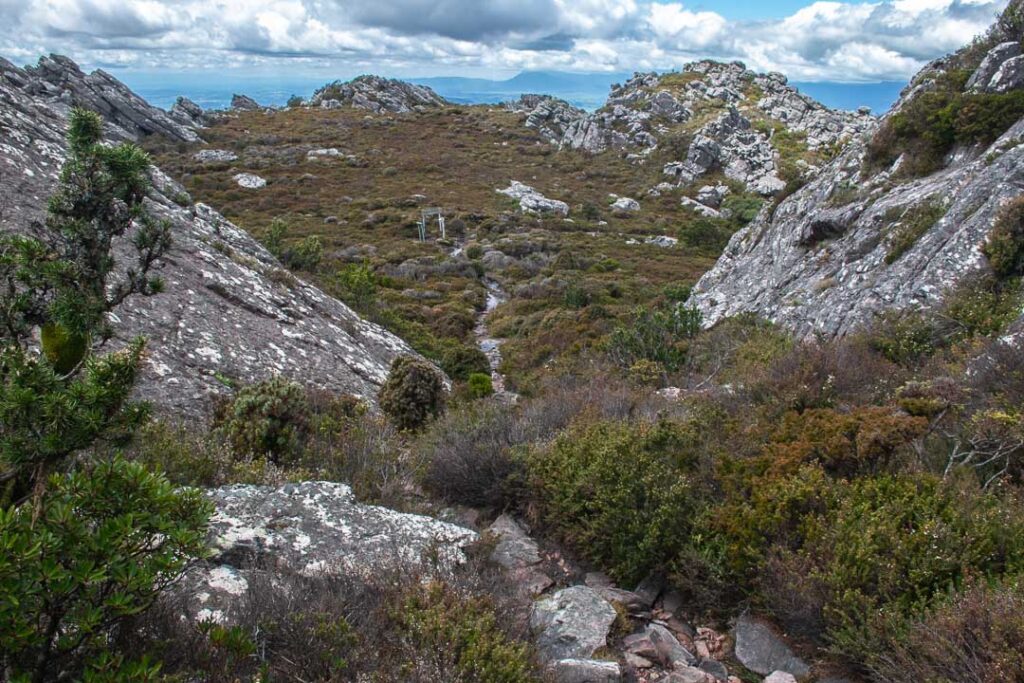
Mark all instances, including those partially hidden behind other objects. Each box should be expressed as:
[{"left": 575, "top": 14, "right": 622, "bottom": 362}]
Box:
[
  {"left": 0, "top": 54, "right": 421, "bottom": 417},
  {"left": 310, "top": 75, "right": 446, "bottom": 114},
  {"left": 691, "top": 37, "right": 1024, "bottom": 338},
  {"left": 732, "top": 615, "right": 810, "bottom": 679},
  {"left": 4, "top": 54, "right": 201, "bottom": 143},
  {"left": 497, "top": 181, "right": 570, "bottom": 216},
  {"left": 181, "top": 481, "right": 477, "bottom": 623}
]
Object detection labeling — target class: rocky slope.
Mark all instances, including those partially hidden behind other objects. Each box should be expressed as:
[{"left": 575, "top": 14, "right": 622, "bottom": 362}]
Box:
[
  {"left": 510, "top": 62, "right": 874, "bottom": 198},
  {"left": 309, "top": 75, "right": 447, "bottom": 113},
  {"left": 0, "top": 55, "right": 418, "bottom": 417},
  {"left": 690, "top": 39, "right": 1024, "bottom": 339}
]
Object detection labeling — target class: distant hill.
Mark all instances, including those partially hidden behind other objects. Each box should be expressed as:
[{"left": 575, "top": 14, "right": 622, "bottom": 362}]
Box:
[{"left": 113, "top": 68, "right": 906, "bottom": 115}]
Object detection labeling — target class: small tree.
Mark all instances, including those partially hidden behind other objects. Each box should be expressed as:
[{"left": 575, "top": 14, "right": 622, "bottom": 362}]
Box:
[
  {"left": 0, "top": 109, "right": 209, "bottom": 681},
  {"left": 0, "top": 108, "right": 171, "bottom": 504},
  {"left": 379, "top": 355, "right": 446, "bottom": 431}
]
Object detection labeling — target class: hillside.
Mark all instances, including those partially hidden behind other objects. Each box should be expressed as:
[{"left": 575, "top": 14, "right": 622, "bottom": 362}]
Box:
[
  {"left": 0, "top": 55, "right": 418, "bottom": 416},
  {"left": 145, "top": 63, "right": 866, "bottom": 393},
  {"left": 5, "top": 7, "right": 1024, "bottom": 682}
]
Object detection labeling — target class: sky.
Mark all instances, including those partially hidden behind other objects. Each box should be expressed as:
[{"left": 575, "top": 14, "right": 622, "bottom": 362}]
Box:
[{"left": 0, "top": 0, "right": 1007, "bottom": 85}]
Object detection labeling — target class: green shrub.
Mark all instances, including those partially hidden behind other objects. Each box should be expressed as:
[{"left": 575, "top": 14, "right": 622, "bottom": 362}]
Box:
[
  {"left": 379, "top": 355, "right": 447, "bottom": 431},
  {"left": 219, "top": 376, "right": 310, "bottom": 465},
  {"left": 398, "top": 581, "right": 536, "bottom": 682},
  {"left": 442, "top": 345, "right": 491, "bottom": 381},
  {"left": 527, "top": 419, "right": 704, "bottom": 585},
  {"left": 286, "top": 95, "right": 303, "bottom": 108},
  {"left": 467, "top": 372, "right": 494, "bottom": 399},
  {"left": 262, "top": 217, "right": 287, "bottom": 258},
  {"left": 983, "top": 196, "right": 1024, "bottom": 278},
  {"left": 866, "top": 66, "right": 1024, "bottom": 177},
  {"left": 679, "top": 216, "right": 733, "bottom": 253},
  {"left": 780, "top": 475, "right": 1024, "bottom": 663},
  {"left": 662, "top": 283, "right": 693, "bottom": 302},
  {"left": 562, "top": 282, "right": 590, "bottom": 309},
  {"left": 0, "top": 458, "right": 210, "bottom": 681},
  {"left": 607, "top": 304, "right": 702, "bottom": 373},
  {"left": 942, "top": 276, "right": 1023, "bottom": 339},
  {"left": 885, "top": 200, "right": 946, "bottom": 264},
  {"left": 334, "top": 262, "right": 378, "bottom": 313},
  {"left": 721, "top": 194, "right": 763, "bottom": 224},
  {"left": 868, "top": 311, "right": 936, "bottom": 366},
  {"left": 284, "top": 235, "right": 323, "bottom": 272},
  {"left": 466, "top": 244, "right": 484, "bottom": 260}
]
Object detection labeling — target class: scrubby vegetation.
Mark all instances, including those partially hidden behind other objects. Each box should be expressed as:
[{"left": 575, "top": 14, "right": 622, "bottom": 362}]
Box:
[
  {"left": 866, "top": 1, "right": 1024, "bottom": 177},
  {"left": 379, "top": 355, "right": 448, "bottom": 431}
]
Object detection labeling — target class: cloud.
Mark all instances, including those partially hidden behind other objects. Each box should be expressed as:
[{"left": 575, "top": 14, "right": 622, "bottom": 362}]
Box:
[{"left": 0, "top": 0, "right": 1009, "bottom": 82}]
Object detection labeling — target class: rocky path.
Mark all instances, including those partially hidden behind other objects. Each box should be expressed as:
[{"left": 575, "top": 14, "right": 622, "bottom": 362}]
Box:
[
  {"left": 485, "top": 513, "right": 821, "bottom": 683},
  {"left": 448, "top": 239, "right": 519, "bottom": 403}
]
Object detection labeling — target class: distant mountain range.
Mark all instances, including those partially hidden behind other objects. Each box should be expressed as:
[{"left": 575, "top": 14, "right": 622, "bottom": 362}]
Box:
[{"left": 118, "top": 68, "right": 906, "bottom": 115}]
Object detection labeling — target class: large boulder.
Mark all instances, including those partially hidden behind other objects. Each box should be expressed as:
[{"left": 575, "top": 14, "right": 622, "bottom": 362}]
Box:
[
  {"left": 531, "top": 586, "right": 617, "bottom": 661},
  {"left": 180, "top": 481, "right": 477, "bottom": 623},
  {"left": 497, "top": 181, "right": 570, "bottom": 216},
  {"left": 733, "top": 615, "right": 810, "bottom": 679},
  {"left": 0, "top": 54, "right": 422, "bottom": 418}
]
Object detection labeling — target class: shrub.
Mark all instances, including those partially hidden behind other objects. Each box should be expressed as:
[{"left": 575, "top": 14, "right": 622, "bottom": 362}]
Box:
[
  {"left": 441, "top": 344, "right": 490, "bottom": 381},
  {"left": 562, "top": 281, "right": 590, "bottom": 309},
  {"left": 0, "top": 458, "right": 210, "bottom": 681},
  {"left": 128, "top": 420, "right": 288, "bottom": 488},
  {"left": 283, "top": 234, "right": 323, "bottom": 272},
  {"left": 607, "top": 304, "right": 702, "bottom": 373},
  {"left": 678, "top": 216, "right": 733, "bottom": 253},
  {"left": 764, "top": 407, "right": 927, "bottom": 478},
  {"left": 867, "top": 310, "right": 937, "bottom": 366},
  {"left": 334, "top": 262, "right": 378, "bottom": 313},
  {"left": 379, "top": 355, "right": 447, "bottom": 431},
  {"left": 467, "top": 372, "right": 494, "bottom": 399},
  {"left": 868, "top": 579, "right": 1024, "bottom": 683},
  {"left": 398, "top": 581, "right": 536, "bottom": 682},
  {"left": 721, "top": 194, "right": 763, "bottom": 224},
  {"left": 866, "top": 66, "right": 1024, "bottom": 177},
  {"left": 286, "top": 95, "right": 303, "bottom": 108},
  {"left": 662, "top": 282, "right": 693, "bottom": 302},
  {"left": 526, "top": 419, "right": 705, "bottom": 585},
  {"left": 262, "top": 217, "right": 287, "bottom": 258},
  {"left": 419, "top": 402, "right": 525, "bottom": 508},
  {"left": 218, "top": 376, "right": 310, "bottom": 465},
  {"left": 983, "top": 195, "right": 1024, "bottom": 278},
  {"left": 778, "top": 475, "right": 1024, "bottom": 663}
]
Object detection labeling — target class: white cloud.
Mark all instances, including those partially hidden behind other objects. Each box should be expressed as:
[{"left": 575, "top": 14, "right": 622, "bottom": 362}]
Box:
[{"left": 0, "top": 0, "right": 1009, "bottom": 82}]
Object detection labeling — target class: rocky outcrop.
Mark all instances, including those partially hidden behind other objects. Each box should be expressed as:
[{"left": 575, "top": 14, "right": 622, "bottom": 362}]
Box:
[
  {"left": 506, "top": 94, "right": 586, "bottom": 144},
  {"left": 230, "top": 93, "right": 262, "bottom": 111},
  {"left": 664, "top": 106, "right": 786, "bottom": 195},
  {"left": 497, "top": 181, "right": 570, "bottom": 216},
  {"left": 179, "top": 481, "right": 477, "bottom": 623},
  {"left": 691, "top": 36, "right": 1024, "bottom": 338},
  {"left": 310, "top": 75, "right": 446, "bottom": 114},
  {"left": 169, "top": 96, "right": 208, "bottom": 128},
  {"left": 3, "top": 54, "right": 201, "bottom": 143},
  {"left": 0, "top": 54, "right": 421, "bottom": 417}
]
